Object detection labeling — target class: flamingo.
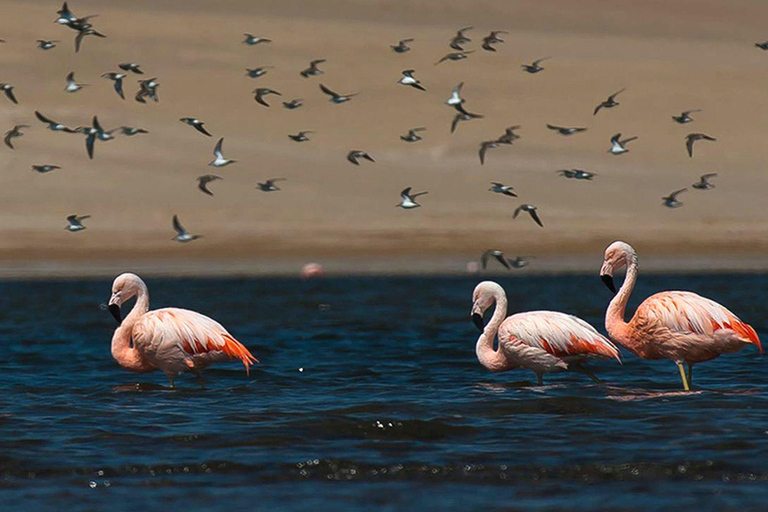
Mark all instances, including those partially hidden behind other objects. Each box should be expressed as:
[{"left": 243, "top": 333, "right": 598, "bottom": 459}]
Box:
[
  {"left": 471, "top": 281, "right": 621, "bottom": 385},
  {"left": 107, "top": 273, "right": 257, "bottom": 388},
  {"left": 599, "top": 241, "right": 762, "bottom": 390}
]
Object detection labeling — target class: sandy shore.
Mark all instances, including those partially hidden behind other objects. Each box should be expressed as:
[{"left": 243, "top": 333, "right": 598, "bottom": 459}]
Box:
[{"left": 1, "top": 0, "right": 767, "bottom": 277}]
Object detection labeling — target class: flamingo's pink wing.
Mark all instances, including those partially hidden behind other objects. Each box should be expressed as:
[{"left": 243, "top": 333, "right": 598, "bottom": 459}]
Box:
[
  {"left": 504, "top": 311, "right": 621, "bottom": 360},
  {"left": 638, "top": 292, "right": 761, "bottom": 353},
  {"left": 133, "top": 308, "right": 258, "bottom": 372}
]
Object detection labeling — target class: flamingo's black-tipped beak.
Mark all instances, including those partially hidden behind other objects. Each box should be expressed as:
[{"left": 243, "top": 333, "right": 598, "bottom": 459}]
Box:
[
  {"left": 472, "top": 313, "right": 485, "bottom": 332},
  {"left": 601, "top": 274, "right": 617, "bottom": 294},
  {"left": 109, "top": 303, "right": 122, "bottom": 323}
]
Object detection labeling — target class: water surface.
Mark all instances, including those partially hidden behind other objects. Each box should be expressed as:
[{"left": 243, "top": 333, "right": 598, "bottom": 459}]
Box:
[{"left": 1, "top": 275, "right": 766, "bottom": 511}]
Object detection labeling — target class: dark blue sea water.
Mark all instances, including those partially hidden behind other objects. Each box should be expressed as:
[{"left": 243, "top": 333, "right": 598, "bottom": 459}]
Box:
[{"left": 1, "top": 275, "right": 766, "bottom": 511}]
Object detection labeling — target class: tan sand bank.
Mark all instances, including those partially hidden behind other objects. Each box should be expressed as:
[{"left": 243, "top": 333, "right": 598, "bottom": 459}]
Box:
[{"left": 1, "top": 0, "right": 767, "bottom": 276}]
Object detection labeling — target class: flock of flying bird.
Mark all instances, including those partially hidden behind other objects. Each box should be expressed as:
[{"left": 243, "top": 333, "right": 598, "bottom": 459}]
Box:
[
  {"left": 0, "top": 4, "right": 727, "bottom": 244},
  {"left": 1, "top": 4, "right": 759, "bottom": 391}
]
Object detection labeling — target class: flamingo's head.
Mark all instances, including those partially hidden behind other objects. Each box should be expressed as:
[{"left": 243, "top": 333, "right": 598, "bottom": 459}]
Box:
[
  {"left": 600, "top": 241, "right": 636, "bottom": 294},
  {"left": 471, "top": 281, "right": 503, "bottom": 331},
  {"left": 108, "top": 272, "right": 143, "bottom": 323}
]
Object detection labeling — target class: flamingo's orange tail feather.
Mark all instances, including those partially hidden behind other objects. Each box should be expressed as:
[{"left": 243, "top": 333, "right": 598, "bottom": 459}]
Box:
[
  {"left": 732, "top": 321, "right": 762, "bottom": 355},
  {"left": 220, "top": 334, "right": 259, "bottom": 374}
]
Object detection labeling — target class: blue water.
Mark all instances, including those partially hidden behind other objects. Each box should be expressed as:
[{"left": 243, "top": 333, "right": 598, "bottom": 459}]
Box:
[{"left": 1, "top": 275, "right": 766, "bottom": 511}]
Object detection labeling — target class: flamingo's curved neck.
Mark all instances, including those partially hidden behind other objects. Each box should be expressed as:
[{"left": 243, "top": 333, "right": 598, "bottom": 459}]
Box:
[
  {"left": 111, "top": 283, "right": 153, "bottom": 372},
  {"left": 606, "top": 252, "right": 638, "bottom": 351},
  {"left": 476, "top": 287, "right": 514, "bottom": 372}
]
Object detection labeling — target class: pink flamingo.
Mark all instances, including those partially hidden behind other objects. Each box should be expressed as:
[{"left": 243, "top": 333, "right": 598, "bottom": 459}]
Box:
[
  {"left": 471, "top": 281, "right": 621, "bottom": 385},
  {"left": 107, "top": 273, "right": 257, "bottom": 388},
  {"left": 599, "top": 241, "right": 762, "bottom": 390}
]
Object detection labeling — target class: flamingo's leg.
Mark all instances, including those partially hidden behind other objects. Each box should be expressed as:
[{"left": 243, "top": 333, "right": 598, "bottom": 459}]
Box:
[
  {"left": 583, "top": 368, "right": 602, "bottom": 383},
  {"left": 572, "top": 363, "right": 602, "bottom": 383},
  {"left": 167, "top": 375, "right": 176, "bottom": 389},
  {"left": 676, "top": 362, "right": 690, "bottom": 391},
  {"left": 536, "top": 373, "right": 543, "bottom": 386},
  {"left": 687, "top": 363, "right": 694, "bottom": 386},
  {"left": 196, "top": 373, "right": 205, "bottom": 390}
]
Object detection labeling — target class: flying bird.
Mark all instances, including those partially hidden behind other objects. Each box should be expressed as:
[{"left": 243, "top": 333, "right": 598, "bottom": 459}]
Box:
[
  {"left": 481, "top": 251, "right": 529, "bottom": 270},
  {"left": 172, "top": 215, "right": 201, "bottom": 242},
  {"left": 451, "top": 109, "right": 483, "bottom": 133},
  {"left": 288, "top": 130, "right": 313, "bottom": 142},
  {"left": 74, "top": 27, "right": 106, "bottom": 53},
  {"left": 0, "top": 83, "right": 18, "bottom": 104},
  {"left": 55, "top": 2, "right": 77, "bottom": 24},
  {"left": 319, "top": 84, "right": 356, "bottom": 104},
  {"left": 92, "top": 116, "right": 115, "bottom": 142},
  {"left": 481, "top": 250, "right": 512, "bottom": 270},
  {"left": 64, "top": 71, "right": 86, "bottom": 93},
  {"left": 481, "top": 31, "right": 507, "bottom": 51},
  {"left": 672, "top": 109, "right": 701, "bottom": 124},
  {"left": 180, "top": 117, "right": 211, "bottom": 137},
  {"left": 243, "top": 34, "right": 270, "bottom": 45},
  {"left": 662, "top": 188, "right": 687, "bottom": 208},
  {"left": 245, "top": 67, "right": 272, "bottom": 78},
  {"left": 521, "top": 57, "right": 550, "bottom": 73},
  {"left": 692, "top": 173, "right": 717, "bottom": 190},
  {"left": 513, "top": 204, "right": 543, "bottom": 227},
  {"left": 300, "top": 59, "right": 325, "bottom": 78},
  {"left": 347, "top": 150, "right": 374, "bottom": 165},
  {"left": 37, "top": 39, "right": 58, "bottom": 50},
  {"left": 102, "top": 72, "right": 126, "bottom": 99},
  {"left": 115, "top": 126, "right": 148, "bottom": 136},
  {"left": 209, "top": 138, "right": 235, "bottom": 167},
  {"left": 32, "top": 164, "right": 61, "bottom": 173},
  {"left": 599, "top": 241, "right": 761, "bottom": 390},
  {"left": 496, "top": 125, "right": 521, "bottom": 144},
  {"left": 106, "top": 272, "right": 257, "bottom": 388},
  {"left": 396, "top": 187, "right": 428, "bottom": 209},
  {"left": 685, "top": 133, "right": 716, "bottom": 157},
  {"left": 282, "top": 98, "right": 303, "bottom": 109},
  {"left": 118, "top": 62, "right": 143, "bottom": 74},
  {"left": 253, "top": 88, "right": 281, "bottom": 107},
  {"left": 4, "top": 124, "right": 28, "bottom": 149},
  {"left": 35, "top": 111, "right": 76, "bottom": 132},
  {"left": 593, "top": 88, "right": 625, "bottom": 115},
  {"left": 478, "top": 140, "right": 500, "bottom": 165},
  {"left": 391, "top": 38, "right": 413, "bottom": 53},
  {"left": 80, "top": 115, "right": 113, "bottom": 159},
  {"left": 449, "top": 26, "right": 472, "bottom": 50},
  {"left": 558, "top": 169, "right": 596, "bottom": 180},
  {"left": 445, "top": 82, "right": 464, "bottom": 107},
  {"left": 436, "top": 51, "right": 473, "bottom": 65},
  {"left": 506, "top": 256, "right": 530, "bottom": 269},
  {"left": 489, "top": 182, "right": 517, "bottom": 197},
  {"left": 135, "top": 77, "right": 159, "bottom": 103},
  {"left": 400, "top": 127, "right": 425, "bottom": 142},
  {"left": 547, "top": 124, "right": 587, "bottom": 136},
  {"left": 472, "top": 281, "right": 620, "bottom": 385},
  {"left": 257, "top": 178, "right": 286, "bottom": 192},
  {"left": 55, "top": 2, "right": 97, "bottom": 30},
  {"left": 609, "top": 133, "right": 638, "bottom": 155},
  {"left": 397, "top": 69, "right": 426, "bottom": 91},
  {"left": 65, "top": 214, "right": 90, "bottom": 232},
  {"left": 197, "top": 175, "right": 221, "bottom": 196}
]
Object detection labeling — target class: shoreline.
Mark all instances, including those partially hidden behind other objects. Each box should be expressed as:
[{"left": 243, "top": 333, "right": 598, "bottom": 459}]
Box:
[{"left": 3, "top": 253, "right": 768, "bottom": 279}]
